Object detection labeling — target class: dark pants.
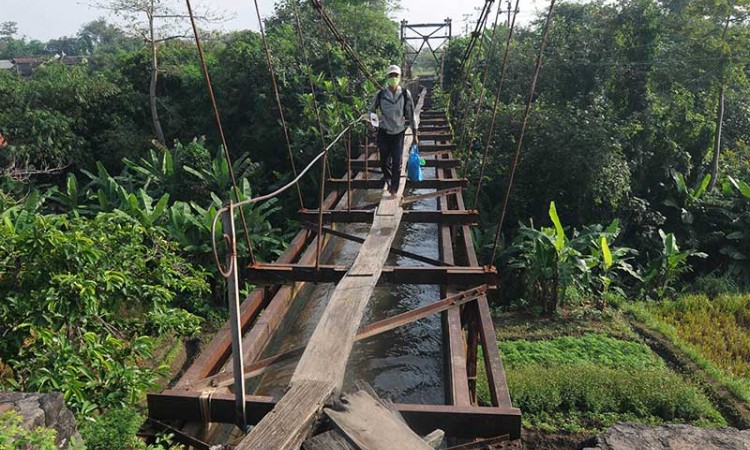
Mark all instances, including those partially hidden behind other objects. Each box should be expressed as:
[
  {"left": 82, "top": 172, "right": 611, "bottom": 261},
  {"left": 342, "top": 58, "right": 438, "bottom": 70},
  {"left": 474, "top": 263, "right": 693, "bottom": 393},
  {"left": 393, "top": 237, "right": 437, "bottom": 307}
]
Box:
[{"left": 376, "top": 129, "right": 405, "bottom": 190}]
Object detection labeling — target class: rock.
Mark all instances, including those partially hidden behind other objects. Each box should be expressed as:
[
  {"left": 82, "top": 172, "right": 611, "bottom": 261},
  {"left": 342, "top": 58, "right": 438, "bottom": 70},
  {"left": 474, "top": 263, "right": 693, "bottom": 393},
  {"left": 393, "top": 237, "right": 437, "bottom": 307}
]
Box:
[
  {"left": 584, "top": 422, "right": 750, "bottom": 450},
  {"left": 0, "top": 392, "right": 81, "bottom": 449}
]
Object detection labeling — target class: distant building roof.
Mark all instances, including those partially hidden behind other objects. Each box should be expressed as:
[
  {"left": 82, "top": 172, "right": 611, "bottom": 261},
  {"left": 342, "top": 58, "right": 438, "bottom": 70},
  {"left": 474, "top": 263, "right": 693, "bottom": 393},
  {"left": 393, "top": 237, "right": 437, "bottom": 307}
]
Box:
[{"left": 0, "top": 60, "right": 13, "bottom": 70}]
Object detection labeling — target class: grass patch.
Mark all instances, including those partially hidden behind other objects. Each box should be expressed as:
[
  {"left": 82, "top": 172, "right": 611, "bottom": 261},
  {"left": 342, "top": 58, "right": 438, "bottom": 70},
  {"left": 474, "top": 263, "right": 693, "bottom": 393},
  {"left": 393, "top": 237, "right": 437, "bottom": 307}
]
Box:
[
  {"left": 478, "top": 333, "right": 725, "bottom": 432},
  {"left": 628, "top": 296, "right": 750, "bottom": 405},
  {"left": 499, "top": 333, "right": 664, "bottom": 370},
  {"left": 492, "top": 309, "right": 636, "bottom": 341}
]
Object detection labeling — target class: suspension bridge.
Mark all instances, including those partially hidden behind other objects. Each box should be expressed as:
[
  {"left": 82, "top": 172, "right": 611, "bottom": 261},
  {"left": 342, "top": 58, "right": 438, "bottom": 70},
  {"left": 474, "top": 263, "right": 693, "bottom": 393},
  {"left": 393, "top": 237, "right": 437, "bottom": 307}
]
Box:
[{"left": 144, "top": 0, "right": 557, "bottom": 447}]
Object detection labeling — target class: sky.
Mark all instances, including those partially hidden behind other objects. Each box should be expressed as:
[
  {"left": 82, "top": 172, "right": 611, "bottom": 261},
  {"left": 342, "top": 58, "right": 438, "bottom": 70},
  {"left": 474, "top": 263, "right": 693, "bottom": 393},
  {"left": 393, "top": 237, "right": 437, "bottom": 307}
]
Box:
[{"left": 3, "top": 0, "right": 547, "bottom": 42}]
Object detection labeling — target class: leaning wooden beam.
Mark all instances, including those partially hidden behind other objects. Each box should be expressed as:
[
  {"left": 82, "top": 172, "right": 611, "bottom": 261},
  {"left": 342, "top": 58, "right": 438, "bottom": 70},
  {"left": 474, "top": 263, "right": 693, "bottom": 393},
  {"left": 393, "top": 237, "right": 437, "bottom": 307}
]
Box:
[
  {"left": 146, "top": 391, "right": 522, "bottom": 439},
  {"left": 235, "top": 93, "right": 423, "bottom": 450},
  {"left": 323, "top": 390, "right": 432, "bottom": 449},
  {"left": 186, "top": 285, "right": 487, "bottom": 390},
  {"left": 298, "top": 209, "right": 478, "bottom": 226},
  {"left": 244, "top": 264, "right": 498, "bottom": 286}
]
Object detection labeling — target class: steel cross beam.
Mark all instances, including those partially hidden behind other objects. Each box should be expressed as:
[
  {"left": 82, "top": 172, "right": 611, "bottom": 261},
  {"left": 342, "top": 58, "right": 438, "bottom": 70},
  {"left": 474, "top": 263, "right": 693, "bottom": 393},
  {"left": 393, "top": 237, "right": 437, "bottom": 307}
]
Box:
[
  {"left": 401, "top": 18, "right": 452, "bottom": 78},
  {"left": 147, "top": 391, "right": 521, "bottom": 439},
  {"left": 244, "top": 263, "right": 498, "bottom": 286},
  {"left": 298, "top": 209, "right": 478, "bottom": 226}
]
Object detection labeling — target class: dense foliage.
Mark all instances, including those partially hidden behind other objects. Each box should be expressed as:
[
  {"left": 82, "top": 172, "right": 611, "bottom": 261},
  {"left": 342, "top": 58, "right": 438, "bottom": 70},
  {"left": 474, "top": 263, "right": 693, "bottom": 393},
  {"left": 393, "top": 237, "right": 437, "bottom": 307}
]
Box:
[
  {"left": 444, "top": 0, "right": 750, "bottom": 310},
  {"left": 1, "top": 0, "right": 400, "bottom": 446}
]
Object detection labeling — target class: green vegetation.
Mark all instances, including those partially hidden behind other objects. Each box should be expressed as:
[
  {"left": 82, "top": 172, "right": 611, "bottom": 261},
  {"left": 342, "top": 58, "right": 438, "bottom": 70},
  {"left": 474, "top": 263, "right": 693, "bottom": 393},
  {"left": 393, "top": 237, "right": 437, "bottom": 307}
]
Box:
[
  {"left": 0, "top": 0, "right": 400, "bottom": 446},
  {"left": 478, "top": 333, "right": 725, "bottom": 432},
  {"left": 629, "top": 295, "right": 750, "bottom": 404},
  {"left": 0, "top": 410, "right": 60, "bottom": 450}
]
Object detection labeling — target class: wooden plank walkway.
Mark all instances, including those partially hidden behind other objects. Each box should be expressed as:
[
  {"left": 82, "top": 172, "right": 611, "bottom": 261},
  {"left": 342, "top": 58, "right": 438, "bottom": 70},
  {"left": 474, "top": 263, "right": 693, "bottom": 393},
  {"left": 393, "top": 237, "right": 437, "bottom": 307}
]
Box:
[{"left": 235, "top": 89, "right": 425, "bottom": 450}]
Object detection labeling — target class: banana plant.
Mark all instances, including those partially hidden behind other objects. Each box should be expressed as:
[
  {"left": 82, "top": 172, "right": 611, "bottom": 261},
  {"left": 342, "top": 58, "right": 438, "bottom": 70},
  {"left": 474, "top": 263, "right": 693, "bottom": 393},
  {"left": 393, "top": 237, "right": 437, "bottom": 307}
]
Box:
[{"left": 47, "top": 173, "right": 91, "bottom": 216}]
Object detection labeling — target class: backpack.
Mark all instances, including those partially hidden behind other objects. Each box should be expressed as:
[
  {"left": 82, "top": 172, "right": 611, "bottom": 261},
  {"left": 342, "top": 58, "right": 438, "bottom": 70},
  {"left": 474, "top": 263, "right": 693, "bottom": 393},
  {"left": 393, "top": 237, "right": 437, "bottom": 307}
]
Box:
[{"left": 376, "top": 87, "right": 411, "bottom": 119}]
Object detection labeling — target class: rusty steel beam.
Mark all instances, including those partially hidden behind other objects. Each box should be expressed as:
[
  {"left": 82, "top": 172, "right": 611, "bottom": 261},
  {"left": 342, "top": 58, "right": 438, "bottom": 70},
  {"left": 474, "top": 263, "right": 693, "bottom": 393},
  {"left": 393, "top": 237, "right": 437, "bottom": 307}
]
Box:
[
  {"left": 355, "top": 188, "right": 463, "bottom": 211},
  {"left": 439, "top": 152, "right": 514, "bottom": 409},
  {"left": 349, "top": 159, "right": 460, "bottom": 169},
  {"left": 298, "top": 209, "right": 478, "bottom": 226},
  {"left": 244, "top": 264, "right": 498, "bottom": 286},
  {"left": 147, "top": 391, "right": 521, "bottom": 439},
  {"left": 307, "top": 225, "right": 451, "bottom": 267},
  {"left": 327, "top": 178, "right": 467, "bottom": 190}
]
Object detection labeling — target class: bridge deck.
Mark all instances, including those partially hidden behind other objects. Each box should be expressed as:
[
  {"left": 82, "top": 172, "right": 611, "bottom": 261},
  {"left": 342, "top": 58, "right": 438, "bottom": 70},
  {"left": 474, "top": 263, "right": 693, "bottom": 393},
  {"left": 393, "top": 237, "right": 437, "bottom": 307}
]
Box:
[{"left": 146, "top": 79, "right": 521, "bottom": 449}]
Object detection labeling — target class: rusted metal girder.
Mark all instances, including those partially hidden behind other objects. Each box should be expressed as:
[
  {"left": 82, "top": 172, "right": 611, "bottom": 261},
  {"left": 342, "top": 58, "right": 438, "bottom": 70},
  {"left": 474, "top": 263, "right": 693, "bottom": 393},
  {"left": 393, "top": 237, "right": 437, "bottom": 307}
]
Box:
[
  {"left": 327, "top": 178, "right": 467, "bottom": 190},
  {"left": 349, "top": 158, "right": 460, "bottom": 169},
  {"left": 416, "top": 143, "right": 456, "bottom": 152},
  {"left": 146, "top": 391, "right": 521, "bottom": 439},
  {"left": 307, "top": 225, "right": 451, "bottom": 267},
  {"left": 244, "top": 263, "right": 498, "bottom": 286},
  {"left": 298, "top": 209, "right": 478, "bottom": 226},
  {"left": 418, "top": 132, "right": 453, "bottom": 141}
]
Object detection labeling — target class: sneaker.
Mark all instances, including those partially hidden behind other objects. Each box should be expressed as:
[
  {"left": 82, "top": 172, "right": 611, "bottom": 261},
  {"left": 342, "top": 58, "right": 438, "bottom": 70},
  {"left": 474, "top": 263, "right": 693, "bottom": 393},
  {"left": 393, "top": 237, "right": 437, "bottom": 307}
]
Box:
[{"left": 389, "top": 186, "right": 398, "bottom": 197}]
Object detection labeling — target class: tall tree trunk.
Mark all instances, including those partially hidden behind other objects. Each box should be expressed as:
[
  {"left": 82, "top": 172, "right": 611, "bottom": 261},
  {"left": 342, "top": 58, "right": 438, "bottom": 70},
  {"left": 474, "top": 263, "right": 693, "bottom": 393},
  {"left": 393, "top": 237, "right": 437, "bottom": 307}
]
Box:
[
  {"left": 149, "top": 11, "right": 165, "bottom": 145},
  {"left": 708, "top": 17, "right": 731, "bottom": 192},
  {"left": 708, "top": 84, "right": 725, "bottom": 191}
]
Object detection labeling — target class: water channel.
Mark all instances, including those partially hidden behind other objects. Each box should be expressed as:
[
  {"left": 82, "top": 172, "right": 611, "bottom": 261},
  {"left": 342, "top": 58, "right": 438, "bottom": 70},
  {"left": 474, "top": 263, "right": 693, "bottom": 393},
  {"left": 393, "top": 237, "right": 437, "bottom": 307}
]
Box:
[{"left": 249, "top": 156, "right": 446, "bottom": 405}]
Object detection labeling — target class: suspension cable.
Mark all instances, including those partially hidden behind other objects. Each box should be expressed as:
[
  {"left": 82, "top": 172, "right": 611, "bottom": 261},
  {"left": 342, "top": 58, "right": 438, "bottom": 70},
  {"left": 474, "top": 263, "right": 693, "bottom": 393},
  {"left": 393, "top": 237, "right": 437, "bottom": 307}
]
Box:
[
  {"left": 469, "top": 0, "right": 521, "bottom": 196},
  {"left": 309, "top": 0, "right": 381, "bottom": 88},
  {"left": 252, "top": 0, "right": 305, "bottom": 209},
  {"left": 450, "top": 0, "right": 494, "bottom": 112},
  {"left": 490, "top": 0, "right": 557, "bottom": 264},
  {"left": 458, "top": 2, "right": 506, "bottom": 173},
  {"left": 185, "top": 0, "right": 257, "bottom": 265},
  {"left": 292, "top": 0, "right": 327, "bottom": 152}
]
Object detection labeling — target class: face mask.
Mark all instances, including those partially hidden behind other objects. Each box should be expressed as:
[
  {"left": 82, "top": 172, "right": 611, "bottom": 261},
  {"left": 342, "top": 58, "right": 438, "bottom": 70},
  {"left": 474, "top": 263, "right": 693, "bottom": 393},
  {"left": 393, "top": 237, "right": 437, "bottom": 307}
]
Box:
[{"left": 387, "top": 76, "right": 400, "bottom": 87}]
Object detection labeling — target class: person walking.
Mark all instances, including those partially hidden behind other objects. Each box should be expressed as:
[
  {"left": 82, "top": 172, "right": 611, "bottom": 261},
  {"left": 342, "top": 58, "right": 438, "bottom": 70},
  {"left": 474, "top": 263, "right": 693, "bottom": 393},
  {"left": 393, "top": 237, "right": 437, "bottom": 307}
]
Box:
[{"left": 368, "top": 64, "right": 418, "bottom": 196}]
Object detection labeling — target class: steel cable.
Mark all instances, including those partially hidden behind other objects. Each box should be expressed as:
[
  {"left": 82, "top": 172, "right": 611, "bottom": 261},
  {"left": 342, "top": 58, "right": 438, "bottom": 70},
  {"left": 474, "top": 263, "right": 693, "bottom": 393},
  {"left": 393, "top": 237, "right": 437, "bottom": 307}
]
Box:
[
  {"left": 185, "top": 0, "right": 257, "bottom": 265},
  {"left": 489, "top": 0, "right": 558, "bottom": 264},
  {"left": 471, "top": 0, "right": 521, "bottom": 208},
  {"left": 309, "top": 0, "right": 381, "bottom": 88},
  {"left": 252, "top": 0, "right": 305, "bottom": 209}
]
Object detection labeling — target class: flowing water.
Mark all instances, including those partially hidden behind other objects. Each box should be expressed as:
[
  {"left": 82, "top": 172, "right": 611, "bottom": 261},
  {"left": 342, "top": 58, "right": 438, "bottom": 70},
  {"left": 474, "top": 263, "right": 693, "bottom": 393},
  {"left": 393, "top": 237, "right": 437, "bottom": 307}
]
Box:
[{"left": 249, "top": 156, "right": 445, "bottom": 405}]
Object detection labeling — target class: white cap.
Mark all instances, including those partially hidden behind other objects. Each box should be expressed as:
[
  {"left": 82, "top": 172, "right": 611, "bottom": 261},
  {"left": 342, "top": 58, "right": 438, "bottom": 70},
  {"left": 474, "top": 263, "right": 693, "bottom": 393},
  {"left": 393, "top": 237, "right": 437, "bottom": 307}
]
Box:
[{"left": 387, "top": 64, "right": 401, "bottom": 76}]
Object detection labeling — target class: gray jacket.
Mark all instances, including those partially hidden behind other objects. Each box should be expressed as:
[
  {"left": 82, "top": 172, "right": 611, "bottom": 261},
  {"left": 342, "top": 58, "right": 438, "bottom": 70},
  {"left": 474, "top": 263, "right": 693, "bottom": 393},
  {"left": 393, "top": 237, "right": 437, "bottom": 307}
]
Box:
[{"left": 368, "top": 86, "right": 417, "bottom": 135}]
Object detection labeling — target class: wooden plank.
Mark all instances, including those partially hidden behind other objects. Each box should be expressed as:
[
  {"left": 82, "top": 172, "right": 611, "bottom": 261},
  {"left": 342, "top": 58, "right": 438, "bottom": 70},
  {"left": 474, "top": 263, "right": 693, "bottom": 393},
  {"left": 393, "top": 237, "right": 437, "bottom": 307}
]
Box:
[
  {"left": 324, "top": 390, "right": 432, "bottom": 450},
  {"left": 446, "top": 435, "right": 510, "bottom": 450},
  {"left": 396, "top": 404, "right": 521, "bottom": 440},
  {"left": 304, "top": 431, "right": 355, "bottom": 450},
  {"left": 235, "top": 380, "right": 336, "bottom": 450}
]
